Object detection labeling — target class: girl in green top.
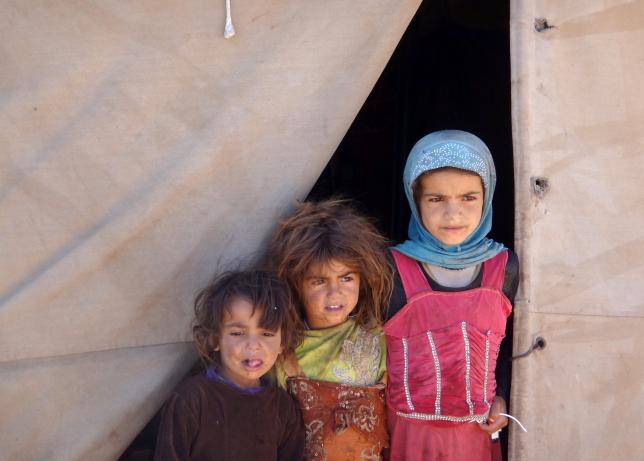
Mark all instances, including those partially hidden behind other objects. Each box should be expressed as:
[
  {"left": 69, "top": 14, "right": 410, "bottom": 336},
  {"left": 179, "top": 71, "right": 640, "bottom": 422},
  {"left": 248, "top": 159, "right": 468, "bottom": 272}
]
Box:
[{"left": 269, "top": 199, "right": 393, "bottom": 460}]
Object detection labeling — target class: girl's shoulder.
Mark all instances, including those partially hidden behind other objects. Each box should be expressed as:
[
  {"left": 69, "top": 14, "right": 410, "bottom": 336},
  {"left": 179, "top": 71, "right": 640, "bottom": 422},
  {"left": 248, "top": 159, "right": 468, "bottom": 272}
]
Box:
[
  {"left": 171, "top": 372, "right": 211, "bottom": 397},
  {"left": 505, "top": 249, "right": 519, "bottom": 277},
  {"left": 161, "top": 373, "right": 221, "bottom": 417},
  {"left": 502, "top": 249, "right": 520, "bottom": 302}
]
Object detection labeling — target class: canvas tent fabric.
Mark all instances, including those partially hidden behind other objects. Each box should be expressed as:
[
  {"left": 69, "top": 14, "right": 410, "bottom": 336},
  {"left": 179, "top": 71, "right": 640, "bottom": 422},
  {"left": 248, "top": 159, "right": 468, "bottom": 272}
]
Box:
[
  {"left": 3, "top": 1, "right": 644, "bottom": 460},
  {"left": 0, "top": 1, "right": 421, "bottom": 459},
  {"left": 510, "top": 1, "right": 644, "bottom": 459}
]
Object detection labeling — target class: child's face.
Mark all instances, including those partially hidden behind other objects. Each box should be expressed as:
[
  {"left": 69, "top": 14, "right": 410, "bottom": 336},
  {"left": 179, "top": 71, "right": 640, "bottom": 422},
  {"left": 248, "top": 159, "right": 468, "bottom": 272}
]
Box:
[
  {"left": 417, "top": 168, "right": 484, "bottom": 245},
  {"left": 299, "top": 258, "right": 360, "bottom": 329},
  {"left": 214, "top": 297, "right": 282, "bottom": 388}
]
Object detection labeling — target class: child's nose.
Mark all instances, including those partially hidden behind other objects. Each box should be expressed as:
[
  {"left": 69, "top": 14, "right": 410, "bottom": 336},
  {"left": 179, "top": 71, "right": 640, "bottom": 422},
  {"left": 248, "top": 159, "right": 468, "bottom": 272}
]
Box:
[
  {"left": 326, "top": 283, "right": 342, "bottom": 297},
  {"left": 246, "top": 335, "right": 262, "bottom": 350},
  {"left": 445, "top": 201, "right": 461, "bottom": 216}
]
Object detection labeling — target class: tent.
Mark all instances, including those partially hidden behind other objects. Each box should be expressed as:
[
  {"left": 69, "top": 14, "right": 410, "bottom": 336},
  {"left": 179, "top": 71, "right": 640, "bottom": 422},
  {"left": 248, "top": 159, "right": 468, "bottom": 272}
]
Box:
[
  {"left": 1, "top": 1, "right": 642, "bottom": 460},
  {"left": 509, "top": 1, "right": 644, "bottom": 459}
]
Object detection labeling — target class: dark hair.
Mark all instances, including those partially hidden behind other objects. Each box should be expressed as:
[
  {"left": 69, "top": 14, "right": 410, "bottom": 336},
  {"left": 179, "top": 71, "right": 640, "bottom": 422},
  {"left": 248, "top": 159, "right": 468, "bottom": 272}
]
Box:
[
  {"left": 268, "top": 198, "right": 393, "bottom": 329},
  {"left": 192, "top": 270, "right": 300, "bottom": 367}
]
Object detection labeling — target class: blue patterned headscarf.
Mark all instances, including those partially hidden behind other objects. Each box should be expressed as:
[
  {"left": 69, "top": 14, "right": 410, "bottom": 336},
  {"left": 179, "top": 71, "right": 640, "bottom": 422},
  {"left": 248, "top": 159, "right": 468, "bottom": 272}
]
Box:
[{"left": 394, "top": 130, "right": 505, "bottom": 269}]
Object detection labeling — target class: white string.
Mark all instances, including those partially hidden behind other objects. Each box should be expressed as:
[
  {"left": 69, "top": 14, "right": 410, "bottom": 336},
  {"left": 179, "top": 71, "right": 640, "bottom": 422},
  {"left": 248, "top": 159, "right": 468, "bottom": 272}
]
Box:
[
  {"left": 499, "top": 412, "right": 528, "bottom": 433},
  {"left": 224, "top": 0, "right": 235, "bottom": 39}
]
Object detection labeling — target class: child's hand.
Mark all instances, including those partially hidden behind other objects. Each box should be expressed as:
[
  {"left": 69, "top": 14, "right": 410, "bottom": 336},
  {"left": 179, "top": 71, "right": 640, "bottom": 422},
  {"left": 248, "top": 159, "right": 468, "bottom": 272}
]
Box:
[{"left": 478, "top": 396, "right": 508, "bottom": 435}]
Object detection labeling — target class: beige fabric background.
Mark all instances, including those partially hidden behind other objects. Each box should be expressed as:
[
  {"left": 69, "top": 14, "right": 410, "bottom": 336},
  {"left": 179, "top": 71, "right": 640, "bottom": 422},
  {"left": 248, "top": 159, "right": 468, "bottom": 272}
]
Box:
[
  {"left": 510, "top": 1, "right": 644, "bottom": 460},
  {"left": 4, "top": 1, "right": 643, "bottom": 460},
  {"left": 0, "top": 1, "right": 421, "bottom": 459}
]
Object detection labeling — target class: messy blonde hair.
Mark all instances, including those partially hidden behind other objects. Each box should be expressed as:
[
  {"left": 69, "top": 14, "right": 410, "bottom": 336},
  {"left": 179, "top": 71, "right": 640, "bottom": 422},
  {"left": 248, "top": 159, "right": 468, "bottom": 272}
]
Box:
[{"left": 268, "top": 199, "right": 393, "bottom": 329}]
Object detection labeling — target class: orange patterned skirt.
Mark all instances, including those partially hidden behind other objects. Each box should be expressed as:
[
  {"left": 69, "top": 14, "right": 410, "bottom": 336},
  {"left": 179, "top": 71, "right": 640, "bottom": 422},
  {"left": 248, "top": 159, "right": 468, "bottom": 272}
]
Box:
[{"left": 287, "top": 377, "right": 389, "bottom": 461}]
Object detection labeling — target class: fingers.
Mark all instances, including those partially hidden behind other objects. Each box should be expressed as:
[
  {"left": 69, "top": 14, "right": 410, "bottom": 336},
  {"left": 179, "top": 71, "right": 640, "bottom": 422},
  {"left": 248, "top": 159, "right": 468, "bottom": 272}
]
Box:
[{"left": 478, "top": 414, "right": 508, "bottom": 434}]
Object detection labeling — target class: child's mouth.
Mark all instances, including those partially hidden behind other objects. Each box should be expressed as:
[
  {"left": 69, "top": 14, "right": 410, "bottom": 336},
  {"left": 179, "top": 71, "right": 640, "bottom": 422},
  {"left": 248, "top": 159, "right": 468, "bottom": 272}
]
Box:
[
  {"left": 243, "top": 359, "right": 264, "bottom": 370},
  {"left": 325, "top": 304, "right": 344, "bottom": 312}
]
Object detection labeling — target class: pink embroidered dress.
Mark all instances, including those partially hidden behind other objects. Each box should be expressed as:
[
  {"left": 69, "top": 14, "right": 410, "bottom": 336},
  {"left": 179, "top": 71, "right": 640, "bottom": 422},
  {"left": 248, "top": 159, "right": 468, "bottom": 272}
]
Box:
[{"left": 384, "top": 249, "right": 512, "bottom": 461}]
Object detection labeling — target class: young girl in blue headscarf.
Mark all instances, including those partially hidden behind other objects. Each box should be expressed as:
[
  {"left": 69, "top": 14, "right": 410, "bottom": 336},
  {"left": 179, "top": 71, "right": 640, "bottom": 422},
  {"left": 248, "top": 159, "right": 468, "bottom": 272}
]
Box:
[{"left": 384, "top": 130, "right": 519, "bottom": 460}]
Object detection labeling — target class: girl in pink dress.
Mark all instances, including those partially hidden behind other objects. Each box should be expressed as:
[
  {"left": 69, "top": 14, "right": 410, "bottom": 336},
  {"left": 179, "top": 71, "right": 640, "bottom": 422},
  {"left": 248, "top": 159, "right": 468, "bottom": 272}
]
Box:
[{"left": 385, "top": 130, "right": 519, "bottom": 460}]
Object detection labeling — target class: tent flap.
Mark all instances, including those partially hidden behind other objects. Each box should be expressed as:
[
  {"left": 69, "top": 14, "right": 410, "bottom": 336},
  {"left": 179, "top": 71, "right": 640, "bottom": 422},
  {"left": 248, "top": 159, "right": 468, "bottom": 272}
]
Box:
[
  {"left": 0, "top": 1, "right": 421, "bottom": 459},
  {"left": 510, "top": 1, "right": 644, "bottom": 459}
]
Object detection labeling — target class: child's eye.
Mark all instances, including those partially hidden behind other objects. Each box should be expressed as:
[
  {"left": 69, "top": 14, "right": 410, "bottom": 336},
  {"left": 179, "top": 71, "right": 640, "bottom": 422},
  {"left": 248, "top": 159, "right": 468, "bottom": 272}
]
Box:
[
  {"left": 262, "top": 331, "right": 276, "bottom": 337},
  {"left": 463, "top": 195, "right": 478, "bottom": 201},
  {"left": 340, "top": 275, "right": 354, "bottom": 282},
  {"left": 427, "top": 196, "right": 442, "bottom": 202},
  {"left": 311, "top": 278, "right": 325, "bottom": 286},
  {"left": 229, "top": 330, "right": 243, "bottom": 336}
]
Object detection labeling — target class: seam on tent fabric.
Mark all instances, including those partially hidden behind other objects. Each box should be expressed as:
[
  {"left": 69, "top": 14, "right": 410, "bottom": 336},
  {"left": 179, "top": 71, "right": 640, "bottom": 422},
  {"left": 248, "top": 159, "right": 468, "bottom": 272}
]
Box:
[
  {"left": 0, "top": 340, "right": 193, "bottom": 365},
  {"left": 519, "top": 310, "right": 644, "bottom": 319}
]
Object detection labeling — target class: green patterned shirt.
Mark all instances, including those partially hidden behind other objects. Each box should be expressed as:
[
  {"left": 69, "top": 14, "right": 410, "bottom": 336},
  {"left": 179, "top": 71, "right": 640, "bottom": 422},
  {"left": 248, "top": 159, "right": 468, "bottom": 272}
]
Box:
[{"left": 276, "top": 318, "right": 386, "bottom": 388}]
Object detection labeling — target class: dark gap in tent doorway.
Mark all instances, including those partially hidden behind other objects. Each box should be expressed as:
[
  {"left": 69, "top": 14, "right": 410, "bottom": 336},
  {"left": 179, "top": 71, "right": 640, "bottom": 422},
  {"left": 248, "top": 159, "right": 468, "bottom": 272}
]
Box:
[
  {"left": 119, "top": 2, "right": 514, "bottom": 460},
  {"left": 307, "top": 0, "right": 514, "bottom": 249},
  {"left": 306, "top": 0, "right": 515, "bottom": 457}
]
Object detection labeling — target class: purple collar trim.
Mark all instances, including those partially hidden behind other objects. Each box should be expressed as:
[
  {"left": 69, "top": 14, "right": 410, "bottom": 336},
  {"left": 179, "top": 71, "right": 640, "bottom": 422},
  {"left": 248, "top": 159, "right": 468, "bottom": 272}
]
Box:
[{"left": 206, "top": 366, "right": 266, "bottom": 394}]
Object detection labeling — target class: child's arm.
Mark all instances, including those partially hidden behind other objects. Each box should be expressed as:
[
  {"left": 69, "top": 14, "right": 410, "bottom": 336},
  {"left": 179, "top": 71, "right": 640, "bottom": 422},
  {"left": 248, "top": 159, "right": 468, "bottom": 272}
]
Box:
[
  {"left": 277, "top": 392, "right": 305, "bottom": 461},
  {"left": 495, "top": 317, "right": 513, "bottom": 403},
  {"left": 495, "top": 251, "right": 520, "bottom": 402},
  {"left": 482, "top": 251, "right": 520, "bottom": 435},
  {"left": 478, "top": 395, "right": 508, "bottom": 435},
  {"left": 154, "top": 392, "right": 199, "bottom": 461}
]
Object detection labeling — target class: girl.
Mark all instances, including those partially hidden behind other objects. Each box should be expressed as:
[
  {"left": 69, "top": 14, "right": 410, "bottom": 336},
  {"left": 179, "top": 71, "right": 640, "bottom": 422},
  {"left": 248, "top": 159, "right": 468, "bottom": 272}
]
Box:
[
  {"left": 269, "top": 199, "right": 393, "bottom": 461},
  {"left": 385, "top": 130, "right": 519, "bottom": 460},
  {"left": 155, "top": 270, "right": 304, "bottom": 461}
]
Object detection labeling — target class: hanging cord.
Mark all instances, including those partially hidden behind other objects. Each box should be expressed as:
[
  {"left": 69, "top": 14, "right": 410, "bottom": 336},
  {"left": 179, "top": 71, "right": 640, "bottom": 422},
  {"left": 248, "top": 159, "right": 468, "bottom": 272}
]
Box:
[
  {"left": 488, "top": 336, "right": 541, "bottom": 438},
  {"left": 224, "top": 0, "right": 235, "bottom": 39},
  {"left": 499, "top": 413, "right": 528, "bottom": 432},
  {"left": 488, "top": 412, "right": 528, "bottom": 441},
  {"left": 512, "top": 336, "right": 546, "bottom": 360}
]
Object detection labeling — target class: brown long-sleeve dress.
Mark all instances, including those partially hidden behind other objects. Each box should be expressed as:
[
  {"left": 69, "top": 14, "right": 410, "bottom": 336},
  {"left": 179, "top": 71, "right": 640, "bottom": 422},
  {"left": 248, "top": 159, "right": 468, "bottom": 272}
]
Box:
[{"left": 155, "top": 373, "right": 304, "bottom": 461}]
